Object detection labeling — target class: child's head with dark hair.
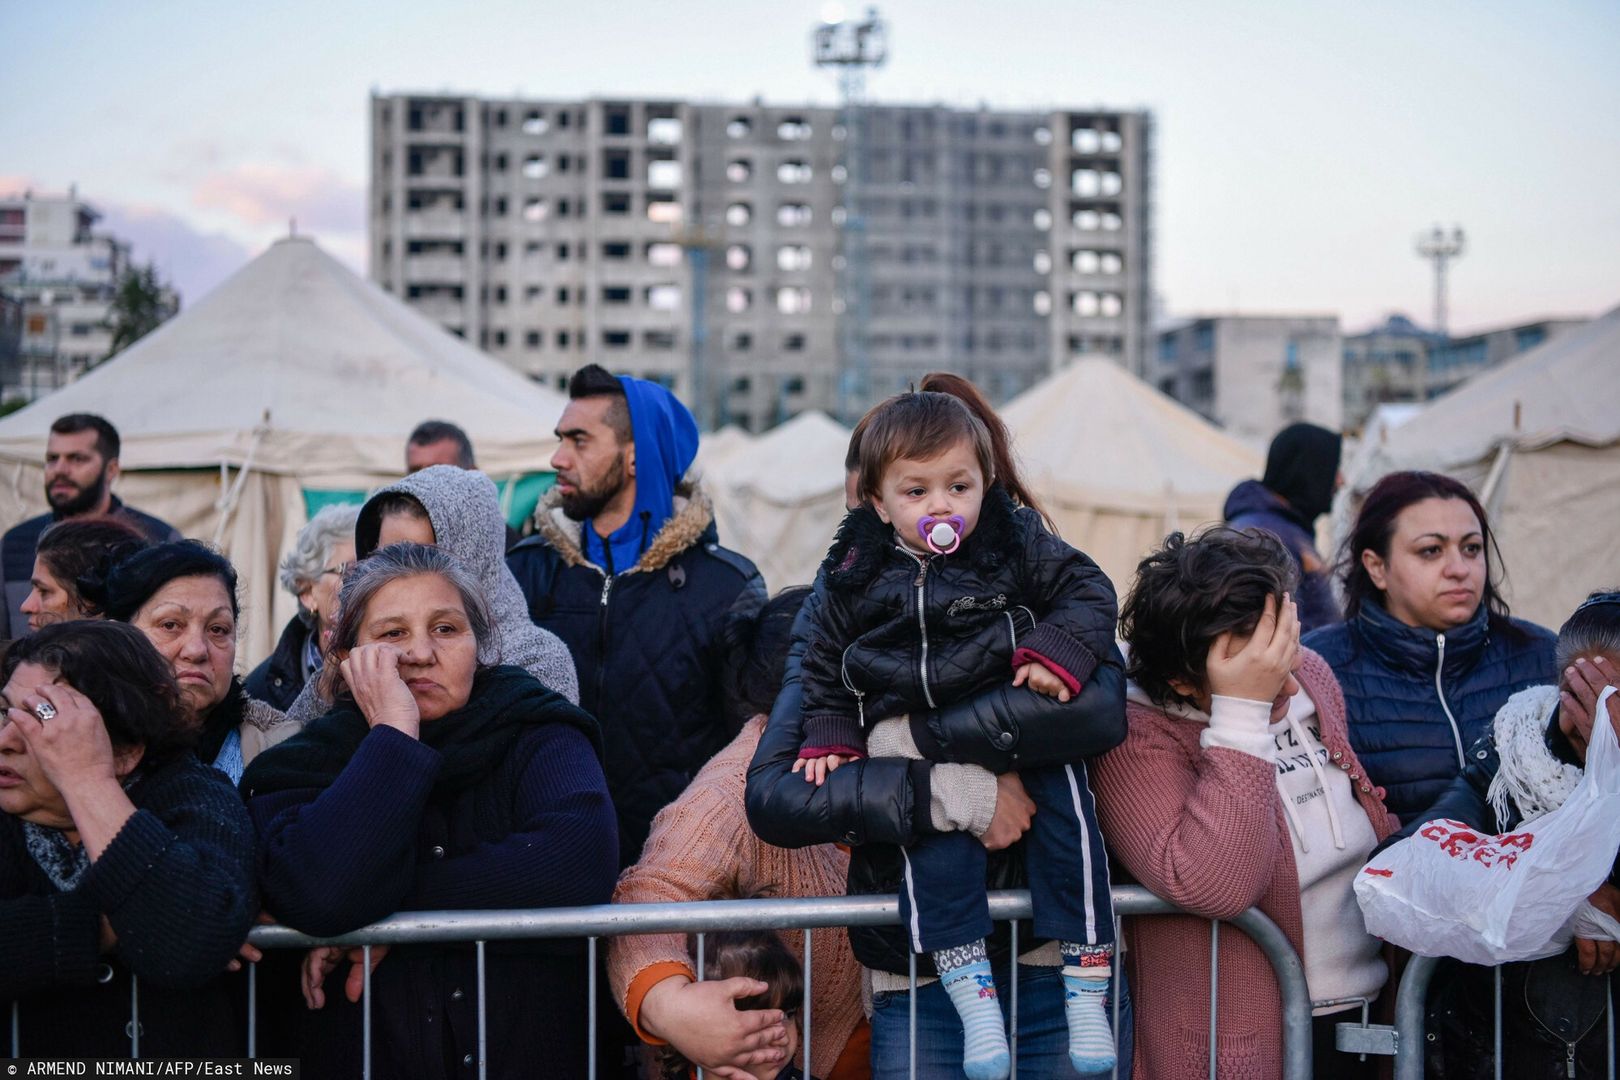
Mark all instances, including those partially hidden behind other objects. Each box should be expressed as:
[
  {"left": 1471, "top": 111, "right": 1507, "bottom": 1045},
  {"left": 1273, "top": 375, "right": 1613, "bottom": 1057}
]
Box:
[
  {"left": 720, "top": 587, "right": 813, "bottom": 732},
  {"left": 1120, "top": 527, "right": 1299, "bottom": 708},
  {"left": 855, "top": 391, "right": 994, "bottom": 505},
  {"left": 918, "top": 371, "right": 1052, "bottom": 529},
  {"left": 659, "top": 929, "right": 804, "bottom": 1080}
]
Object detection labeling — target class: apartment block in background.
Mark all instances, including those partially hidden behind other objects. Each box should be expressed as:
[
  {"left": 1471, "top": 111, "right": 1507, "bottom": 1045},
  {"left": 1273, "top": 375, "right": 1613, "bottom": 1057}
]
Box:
[
  {"left": 0, "top": 190, "right": 136, "bottom": 401},
  {"left": 1341, "top": 312, "right": 1587, "bottom": 430},
  {"left": 370, "top": 92, "right": 1153, "bottom": 430},
  {"left": 1155, "top": 315, "right": 1343, "bottom": 450}
]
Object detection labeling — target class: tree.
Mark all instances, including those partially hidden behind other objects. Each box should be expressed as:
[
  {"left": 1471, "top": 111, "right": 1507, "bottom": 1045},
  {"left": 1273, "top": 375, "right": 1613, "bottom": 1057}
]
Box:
[{"left": 105, "top": 262, "right": 176, "bottom": 360}]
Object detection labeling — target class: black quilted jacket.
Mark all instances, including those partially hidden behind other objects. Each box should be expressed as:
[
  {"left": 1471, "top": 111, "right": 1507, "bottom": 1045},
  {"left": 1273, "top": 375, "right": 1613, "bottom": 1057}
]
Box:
[
  {"left": 746, "top": 579, "right": 1129, "bottom": 976},
  {"left": 800, "top": 486, "right": 1117, "bottom": 756}
]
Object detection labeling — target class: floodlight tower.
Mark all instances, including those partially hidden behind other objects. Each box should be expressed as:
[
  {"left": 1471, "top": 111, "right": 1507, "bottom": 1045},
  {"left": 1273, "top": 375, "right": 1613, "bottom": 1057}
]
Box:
[
  {"left": 1415, "top": 225, "right": 1465, "bottom": 337},
  {"left": 813, "top": 6, "right": 888, "bottom": 422}
]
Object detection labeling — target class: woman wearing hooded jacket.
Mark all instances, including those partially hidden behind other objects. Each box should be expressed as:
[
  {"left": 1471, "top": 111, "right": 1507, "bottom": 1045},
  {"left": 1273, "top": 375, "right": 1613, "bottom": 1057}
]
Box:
[
  {"left": 1224, "top": 421, "right": 1343, "bottom": 634},
  {"left": 1372, "top": 590, "right": 1620, "bottom": 1078},
  {"left": 282, "top": 465, "right": 578, "bottom": 726},
  {"left": 1303, "top": 470, "right": 1556, "bottom": 825}
]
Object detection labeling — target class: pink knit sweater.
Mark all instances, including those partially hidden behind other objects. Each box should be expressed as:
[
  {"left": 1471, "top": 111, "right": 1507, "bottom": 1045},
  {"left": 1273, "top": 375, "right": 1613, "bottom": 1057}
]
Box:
[
  {"left": 608, "top": 716, "right": 864, "bottom": 1080},
  {"left": 1092, "top": 648, "right": 1397, "bottom": 1080}
]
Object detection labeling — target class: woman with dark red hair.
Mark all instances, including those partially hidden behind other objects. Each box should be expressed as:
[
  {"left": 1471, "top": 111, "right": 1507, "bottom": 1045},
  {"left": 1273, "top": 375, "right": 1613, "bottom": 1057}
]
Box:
[{"left": 1302, "top": 470, "right": 1556, "bottom": 825}]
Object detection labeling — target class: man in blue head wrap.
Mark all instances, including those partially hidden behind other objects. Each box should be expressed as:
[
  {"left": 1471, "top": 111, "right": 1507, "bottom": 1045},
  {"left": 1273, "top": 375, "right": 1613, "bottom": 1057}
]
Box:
[{"left": 509, "top": 365, "right": 765, "bottom": 866}]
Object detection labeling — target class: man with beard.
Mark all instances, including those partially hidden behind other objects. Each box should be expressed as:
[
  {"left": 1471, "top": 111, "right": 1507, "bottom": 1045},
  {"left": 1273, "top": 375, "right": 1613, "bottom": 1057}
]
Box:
[
  {"left": 508, "top": 365, "right": 764, "bottom": 867},
  {"left": 2, "top": 414, "right": 180, "bottom": 636}
]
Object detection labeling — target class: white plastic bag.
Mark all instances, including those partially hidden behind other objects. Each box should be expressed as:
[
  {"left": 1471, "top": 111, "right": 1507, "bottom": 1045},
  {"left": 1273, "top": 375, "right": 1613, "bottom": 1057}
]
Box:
[{"left": 1355, "top": 686, "right": 1620, "bottom": 966}]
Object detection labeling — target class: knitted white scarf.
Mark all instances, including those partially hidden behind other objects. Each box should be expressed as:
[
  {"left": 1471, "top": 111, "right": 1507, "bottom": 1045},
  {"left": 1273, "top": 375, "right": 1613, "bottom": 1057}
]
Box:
[{"left": 1487, "top": 685, "right": 1581, "bottom": 825}]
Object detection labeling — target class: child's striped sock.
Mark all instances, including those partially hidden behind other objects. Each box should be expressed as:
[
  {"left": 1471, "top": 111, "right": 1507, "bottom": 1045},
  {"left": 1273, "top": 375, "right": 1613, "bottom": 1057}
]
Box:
[
  {"left": 1061, "top": 942, "right": 1117, "bottom": 1076},
  {"left": 934, "top": 941, "right": 1009, "bottom": 1080}
]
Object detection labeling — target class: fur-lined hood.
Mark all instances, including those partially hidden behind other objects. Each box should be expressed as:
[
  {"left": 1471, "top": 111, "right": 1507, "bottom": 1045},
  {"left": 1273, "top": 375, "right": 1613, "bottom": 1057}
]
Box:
[
  {"left": 532, "top": 479, "right": 716, "bottom": 575},
  {"left": 820, "top": 484, "right": 1021, "bottom": 592}
]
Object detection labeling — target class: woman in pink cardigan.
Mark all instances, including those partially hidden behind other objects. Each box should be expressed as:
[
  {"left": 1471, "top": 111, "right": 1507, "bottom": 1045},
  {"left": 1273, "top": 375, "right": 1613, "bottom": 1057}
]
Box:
[{"left": 1093, "top": 528, "right": 1398, "bottom": 1080}]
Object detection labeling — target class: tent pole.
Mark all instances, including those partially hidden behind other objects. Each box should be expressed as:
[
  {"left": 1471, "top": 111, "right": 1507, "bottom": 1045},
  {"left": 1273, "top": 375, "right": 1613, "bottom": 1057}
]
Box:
[{"left": 1479, "top": 441, "right": 1513, "bottom": 521}]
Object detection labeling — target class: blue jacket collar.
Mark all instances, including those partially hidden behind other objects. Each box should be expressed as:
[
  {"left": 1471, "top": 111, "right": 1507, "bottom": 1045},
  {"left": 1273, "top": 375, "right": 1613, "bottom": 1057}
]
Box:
[{"left": 1354, "top": 598, "right": 1490, "bottom": 678}]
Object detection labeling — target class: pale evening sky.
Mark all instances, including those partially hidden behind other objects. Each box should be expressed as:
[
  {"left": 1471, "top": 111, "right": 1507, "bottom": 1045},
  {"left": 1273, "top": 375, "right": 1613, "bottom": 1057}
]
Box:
[{"left": 3, "top": 0, "right": 1616, "bottom": 333}]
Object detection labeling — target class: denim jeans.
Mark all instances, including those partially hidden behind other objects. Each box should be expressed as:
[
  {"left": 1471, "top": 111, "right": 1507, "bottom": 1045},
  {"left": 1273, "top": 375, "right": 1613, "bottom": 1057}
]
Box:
[{"left": 870, "top": 962, "right": 1135, "bottom": 1078}]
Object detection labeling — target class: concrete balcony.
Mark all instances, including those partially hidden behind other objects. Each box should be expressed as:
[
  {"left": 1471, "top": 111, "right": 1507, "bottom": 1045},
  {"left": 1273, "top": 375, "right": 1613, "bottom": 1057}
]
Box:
[
  {"left": 403, "top": 256, "right": 466, "bottom": 284},
  {"left": 403, "top": 212, "right": 466, "bottom": 239},
  {"left": 410, "top": 297, "right": 466, "bottom": 326}
]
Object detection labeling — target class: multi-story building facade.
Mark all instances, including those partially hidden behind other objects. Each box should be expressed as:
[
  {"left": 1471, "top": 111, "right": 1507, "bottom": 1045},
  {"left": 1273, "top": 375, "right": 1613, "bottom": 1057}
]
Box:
[
  {"left": 370, "top": 93, "right": 1153, "bottom": 430},
  {"left": 0, "top": 190, "right": 141, "bottom": 400},
  {"left": 1154, "top": 314, "right": 1343, "bottom": 449},
  {"left": 1341, "top": 313, "right": 1586, "bottom": 430}
]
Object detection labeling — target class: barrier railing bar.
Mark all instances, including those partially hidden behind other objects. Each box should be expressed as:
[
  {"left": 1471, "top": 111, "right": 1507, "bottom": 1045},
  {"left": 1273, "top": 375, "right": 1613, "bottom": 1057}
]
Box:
[
  {"left": 1391, "top": 953, "right": 1436, "bottom": 1080},
  {"left": 802, "top": 926, "right": 813, "bottom": 1077},
  {"left": 1208, "top": 920, "right": 1220, "bottom": 1080},
  {"left": 475, "top": 939, "right": 487, "bottom": 1080},
  {"left": 907, "top": 949, "right": 917, "bottom": 1080},
  {"left": 246, "top": 960, "right": 257, "bottom": 1058},
  {"left": 1493, "top": 964, "right": 1502, "bottom": 1080},
  {"left": 586, "top": 936, "right": 597, "bottom": 1080},
  {"left": 129, "top": 975, "right": 139, "bottom": 1059},
  {"left": 1112, "top": 913, "right": 1123, "bottom": 1080},
  {"left": 361, "top": 943, "right": 372, "bottom": 1080},
  {"left": 695, "top": 930, "right": 706, "bottom": 1080},
  {"left": 236, "top": 890, "right": 1315, "bottom": 1079},
  {"left": 1009, "top": 917, "right": 1019, "bottom": 1080},
  {"left": 1608, "top": 981, "right": 1615, "bottom": 1080},
  {"left": 10, "top": 999, "right": 18, "bottom": 1058}
]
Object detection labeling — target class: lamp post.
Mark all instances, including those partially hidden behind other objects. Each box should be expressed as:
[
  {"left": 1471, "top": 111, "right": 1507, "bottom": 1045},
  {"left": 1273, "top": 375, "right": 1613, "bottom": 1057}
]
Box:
[
  {"left": 813, "top": 6, "right": 888, "bottom": 423},
  {"left": 1415, "top": 225, "right": 1465, "bottom": 338}
]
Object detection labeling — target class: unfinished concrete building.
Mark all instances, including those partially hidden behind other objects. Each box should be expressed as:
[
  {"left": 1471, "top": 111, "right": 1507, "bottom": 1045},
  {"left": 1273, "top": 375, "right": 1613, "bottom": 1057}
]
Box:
[{"left": 370, "top": 93, "right": 1153, "bottom": 429}]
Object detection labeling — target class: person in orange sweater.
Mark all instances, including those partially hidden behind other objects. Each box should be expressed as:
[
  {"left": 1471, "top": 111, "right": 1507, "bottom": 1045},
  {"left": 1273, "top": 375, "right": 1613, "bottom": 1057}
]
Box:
[
  {"left": 609, "top": 587, "right": 870, "bottom": 1080},
  {"left": 1093, "top": 527, "right": 1398, "bottom": 1080}
]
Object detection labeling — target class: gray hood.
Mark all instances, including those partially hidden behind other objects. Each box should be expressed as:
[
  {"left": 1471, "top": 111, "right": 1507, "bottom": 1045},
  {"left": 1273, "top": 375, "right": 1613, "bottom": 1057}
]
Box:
[
  {"left": 279, "top": 466, "right": 578, "bottom": 727},
  {"left": 355, "top": 465, "right": 578, "bottom": 704}
]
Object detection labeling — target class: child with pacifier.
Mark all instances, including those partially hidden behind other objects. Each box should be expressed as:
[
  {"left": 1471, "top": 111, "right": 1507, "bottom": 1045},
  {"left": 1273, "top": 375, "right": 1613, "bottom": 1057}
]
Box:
[{"left": 794, "top": 390, "right": 1122, "bottom": 1079}]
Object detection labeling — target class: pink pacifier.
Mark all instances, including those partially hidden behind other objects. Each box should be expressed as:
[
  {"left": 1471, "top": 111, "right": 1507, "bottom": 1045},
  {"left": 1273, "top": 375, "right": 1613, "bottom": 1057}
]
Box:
[{"left": 918, "top": 515, "right": 965, "bottom": 555}]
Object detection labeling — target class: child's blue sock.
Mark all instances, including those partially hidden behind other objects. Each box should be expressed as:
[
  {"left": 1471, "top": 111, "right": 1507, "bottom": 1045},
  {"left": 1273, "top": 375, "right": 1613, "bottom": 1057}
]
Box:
[
  {"left": 933, "top": 942, "right": 1009, "bottom": 1080},
  {"left": 1060, "top": 942, "right": 1117, "bottom": 1076}
]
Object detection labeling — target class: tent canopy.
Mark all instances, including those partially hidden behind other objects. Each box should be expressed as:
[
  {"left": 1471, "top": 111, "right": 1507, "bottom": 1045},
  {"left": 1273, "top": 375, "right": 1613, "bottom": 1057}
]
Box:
[
  {"left": 0, "top": 236, "right": 568, "bottom": 666},
  {"left": 1001, "top": 358, "right": 1262, "bottom": 516},
  {"left": 0, "top": 236, "right": 566, "bottom": 477},
  {"left": 1341, "top": 302, "right": 1620, "bottom": 629},
  {"left": 1365, "top": 304, "right": 1620, "bottom": 472}
]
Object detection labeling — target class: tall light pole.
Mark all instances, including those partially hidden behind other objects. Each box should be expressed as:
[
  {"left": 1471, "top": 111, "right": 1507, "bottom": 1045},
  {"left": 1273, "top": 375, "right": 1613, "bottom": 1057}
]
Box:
[
  {"left": 813, "top": 6, "right": 887, "bottom": 423},
  {"left": 1415, "top": 225, "right": 1465, "bottom": 337}
]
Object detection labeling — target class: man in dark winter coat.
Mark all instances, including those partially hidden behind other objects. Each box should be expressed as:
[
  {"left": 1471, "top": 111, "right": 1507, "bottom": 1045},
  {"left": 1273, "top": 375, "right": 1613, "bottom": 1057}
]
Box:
[
  {"left": 1, "top": 413, "right": 180, "bottom": 637},
  {"left": 508, "top": 365, "right": 765, "bottom": 866},
  {"left": 1224, "top": 421, "right": 1342, "bottom": 633}
]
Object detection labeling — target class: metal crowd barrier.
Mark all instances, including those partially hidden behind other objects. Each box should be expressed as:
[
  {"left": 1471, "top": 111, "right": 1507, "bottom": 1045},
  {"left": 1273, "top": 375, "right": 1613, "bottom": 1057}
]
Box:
[
  {"left": 10, "top": 887, "right": 1317, "bottom": 1078},
  {"left": 1386, "top": 952, "right": 1617, "bottom": 1080}
]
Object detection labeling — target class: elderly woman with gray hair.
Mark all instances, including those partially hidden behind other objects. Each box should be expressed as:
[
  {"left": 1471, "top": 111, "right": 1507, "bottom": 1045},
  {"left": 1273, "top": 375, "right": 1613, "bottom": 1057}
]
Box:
[
  {"left": 242, "top": 543, "right": 617, "bottom": 1079},
  {"left": 246, "top": 503, "right": 360, "bottom": 712}
]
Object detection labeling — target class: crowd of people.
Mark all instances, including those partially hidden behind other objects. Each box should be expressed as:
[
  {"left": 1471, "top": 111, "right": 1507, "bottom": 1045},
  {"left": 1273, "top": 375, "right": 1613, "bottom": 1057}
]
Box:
[{"left": 0, "top": 369, "right": 1615, "bottom": 1079}]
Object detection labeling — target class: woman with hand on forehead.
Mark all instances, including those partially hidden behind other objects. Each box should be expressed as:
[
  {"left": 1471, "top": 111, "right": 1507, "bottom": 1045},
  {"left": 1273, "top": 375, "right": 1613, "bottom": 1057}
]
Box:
[
  {"left": 0, "top": 621, "right": 257, "bottom": 1056},
  {"left": 243, "top": 542, "right": 616, "bottom": 1080}
]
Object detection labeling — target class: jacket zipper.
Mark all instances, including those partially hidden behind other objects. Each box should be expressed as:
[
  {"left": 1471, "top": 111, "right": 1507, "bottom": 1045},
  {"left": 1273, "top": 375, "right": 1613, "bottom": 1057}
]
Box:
[
  {"left": 906, "top": 551, "right": 937, "bottom": 710},
  {"left": 1434, "top": 633, "right": 1465, "bottom": 768},
  {"left": 596, "top": 573, "right": 613, "bottom": 707},
  {"left": 839, "top": 642, "right": 867, "bottom": 728}
]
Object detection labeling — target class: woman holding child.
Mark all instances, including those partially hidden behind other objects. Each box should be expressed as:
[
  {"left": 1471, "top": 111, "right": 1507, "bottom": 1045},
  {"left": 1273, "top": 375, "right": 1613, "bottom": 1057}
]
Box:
[{"left": 749, "top": 377, "right": 1131, "bottom": 1079}]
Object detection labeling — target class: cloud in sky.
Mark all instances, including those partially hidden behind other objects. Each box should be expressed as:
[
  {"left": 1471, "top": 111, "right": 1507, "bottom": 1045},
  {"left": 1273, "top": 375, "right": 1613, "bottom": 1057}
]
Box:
[
  {"left": 97, "top": 203, "right": 253, "bottom": 306},
  {"left": 191, "top": 162, "right": 364, "bottom": 238}
]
